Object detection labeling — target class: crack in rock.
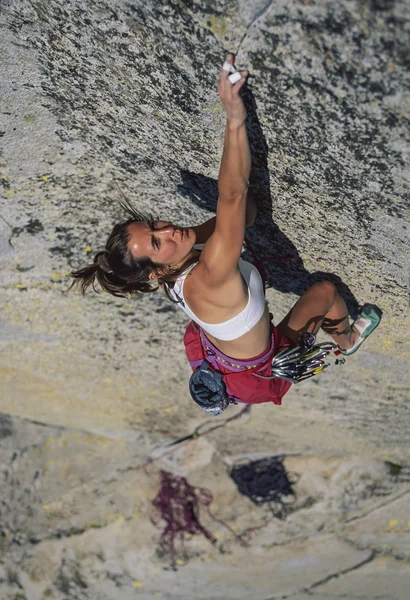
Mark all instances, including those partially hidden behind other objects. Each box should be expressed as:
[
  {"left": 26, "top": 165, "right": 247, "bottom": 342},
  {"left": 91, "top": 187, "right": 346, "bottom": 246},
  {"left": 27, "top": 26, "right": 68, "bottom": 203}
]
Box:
[
  {"left": 345, "top": 487, "right": 410, "bottom": 524},
  {"left": 263, "top": 551, "right": 376, "bottom": 600},
  {"left": 28, "top": 520, "right": 119, "bottom": 546},
  {"left": 236, "top": 0, "right": 275, "bottom": 55},
  {"left": 0, "top": 212, "right": 15, "bottom": 248}
]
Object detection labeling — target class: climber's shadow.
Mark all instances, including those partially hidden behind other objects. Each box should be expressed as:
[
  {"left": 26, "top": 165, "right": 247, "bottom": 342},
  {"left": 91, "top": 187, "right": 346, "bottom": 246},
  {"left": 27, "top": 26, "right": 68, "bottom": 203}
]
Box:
[{"left": 178, "top": 86, "right": 359, "bottom": 317}]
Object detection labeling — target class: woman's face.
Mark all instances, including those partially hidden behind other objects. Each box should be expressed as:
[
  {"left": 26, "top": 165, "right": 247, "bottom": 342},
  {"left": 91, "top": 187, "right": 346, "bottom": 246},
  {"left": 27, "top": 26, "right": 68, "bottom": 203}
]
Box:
[{"left": 127, "top": 220, "right": 196, "bottom": 269}]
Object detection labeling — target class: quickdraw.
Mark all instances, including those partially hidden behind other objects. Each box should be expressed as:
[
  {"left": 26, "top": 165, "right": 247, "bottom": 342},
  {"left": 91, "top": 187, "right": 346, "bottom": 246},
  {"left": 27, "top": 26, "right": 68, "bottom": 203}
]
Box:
[{"left": 254, "top": 332, "right": 345, "bottom": 384}]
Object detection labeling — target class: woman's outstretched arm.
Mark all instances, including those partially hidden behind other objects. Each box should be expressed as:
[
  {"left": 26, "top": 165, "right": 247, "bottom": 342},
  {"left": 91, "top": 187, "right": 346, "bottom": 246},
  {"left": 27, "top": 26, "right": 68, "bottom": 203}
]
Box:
[
  {"left": 217, "top": 62, "right": 251, "bottom": 202},
  {"left": 191, "top": 187, "right": 257, "bottom": 245},
  {"left": 194, "top": 55, "right": 252, "bottom": 284}
]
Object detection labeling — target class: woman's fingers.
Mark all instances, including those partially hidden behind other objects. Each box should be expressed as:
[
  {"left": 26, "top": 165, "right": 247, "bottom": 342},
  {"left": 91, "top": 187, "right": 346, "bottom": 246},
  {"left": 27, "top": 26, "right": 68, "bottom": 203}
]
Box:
[
  {"left": 219, "top": 53, "right": 235, "bottom": 85},
  {"left": 231, "top": 71, "right": 248, "bottom": 95},
  {"left": 219, "top": 61, "right": 248, "bottom": 101},
  {"left": 218, "top": 55, "right": 248, "bottom": 125}
]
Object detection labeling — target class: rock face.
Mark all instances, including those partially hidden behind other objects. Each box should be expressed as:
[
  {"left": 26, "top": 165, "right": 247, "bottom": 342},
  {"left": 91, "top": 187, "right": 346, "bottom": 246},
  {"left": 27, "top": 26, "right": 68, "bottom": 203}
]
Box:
[{"left": 0, "top": 0, "right": 409, "bottom": 598}]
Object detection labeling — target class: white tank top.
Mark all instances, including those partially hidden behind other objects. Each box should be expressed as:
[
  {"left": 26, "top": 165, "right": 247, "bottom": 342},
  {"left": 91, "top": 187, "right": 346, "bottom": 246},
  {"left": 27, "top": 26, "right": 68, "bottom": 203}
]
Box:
[{"left": 170, "top": 258, "right": 266, "bottom": 341}]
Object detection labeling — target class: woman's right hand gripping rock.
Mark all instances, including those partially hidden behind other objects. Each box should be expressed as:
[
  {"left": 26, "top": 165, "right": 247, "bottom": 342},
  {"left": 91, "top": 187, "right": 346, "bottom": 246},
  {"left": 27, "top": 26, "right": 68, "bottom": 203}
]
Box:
[{"left": 217, "top": 54, "right": 248, "bottom": 128}]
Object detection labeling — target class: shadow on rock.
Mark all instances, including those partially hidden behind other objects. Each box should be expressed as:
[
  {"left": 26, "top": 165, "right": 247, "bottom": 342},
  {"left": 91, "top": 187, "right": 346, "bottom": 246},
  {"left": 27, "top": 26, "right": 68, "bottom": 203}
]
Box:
[{"left": 178, "top": 85, "right": 361, "bottom": 318}]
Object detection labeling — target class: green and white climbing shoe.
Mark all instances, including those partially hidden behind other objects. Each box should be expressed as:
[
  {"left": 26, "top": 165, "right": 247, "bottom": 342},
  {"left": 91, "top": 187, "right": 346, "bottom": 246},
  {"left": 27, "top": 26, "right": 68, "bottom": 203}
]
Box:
[{"left": 339, "top": 304, "right": 382, "bottom": 356}]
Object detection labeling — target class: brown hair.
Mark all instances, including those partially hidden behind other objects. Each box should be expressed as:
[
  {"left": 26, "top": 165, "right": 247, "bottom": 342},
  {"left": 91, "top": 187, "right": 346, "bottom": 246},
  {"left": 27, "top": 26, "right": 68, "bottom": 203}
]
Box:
[{"left": 69, "top": 202, "right": 200, "bottom": 300}]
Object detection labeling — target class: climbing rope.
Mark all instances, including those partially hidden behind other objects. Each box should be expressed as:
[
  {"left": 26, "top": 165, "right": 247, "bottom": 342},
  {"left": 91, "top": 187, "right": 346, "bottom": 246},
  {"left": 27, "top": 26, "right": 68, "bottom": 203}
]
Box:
[
  {"left": 120, "top": 400, "right": 302, "bottom": 561},
  {"left": 230, "top": 456, "right": 298, "bottom": 520},
  {"left": 151, "top": 470, "right": 246, "bottom": 564},
  {"left": 150, "top": 454, "right": 299, "bottom": 563}
]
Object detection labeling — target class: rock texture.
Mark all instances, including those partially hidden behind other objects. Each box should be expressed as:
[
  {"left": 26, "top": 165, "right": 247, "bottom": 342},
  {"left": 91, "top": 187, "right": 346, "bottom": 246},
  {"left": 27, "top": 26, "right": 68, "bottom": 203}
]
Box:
[{"left": 1, "top": 0, "right": 410, "bottom": 598}]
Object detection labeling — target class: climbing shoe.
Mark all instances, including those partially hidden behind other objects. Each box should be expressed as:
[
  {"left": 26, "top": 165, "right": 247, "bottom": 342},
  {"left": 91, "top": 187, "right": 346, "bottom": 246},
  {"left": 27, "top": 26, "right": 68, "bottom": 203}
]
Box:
[{"left": 339, "top": 304, "right": 382, "bottom": 356}]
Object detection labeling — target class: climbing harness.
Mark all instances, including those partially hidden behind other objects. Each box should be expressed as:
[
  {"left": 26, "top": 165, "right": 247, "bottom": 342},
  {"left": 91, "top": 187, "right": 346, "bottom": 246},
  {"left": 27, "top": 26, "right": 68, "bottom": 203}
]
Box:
[
  {"left": 189, "top": 331, "right": 345, "bottom": 413},
  {"left": 188, "top": 326, "right": 278, "bottom": 415}
]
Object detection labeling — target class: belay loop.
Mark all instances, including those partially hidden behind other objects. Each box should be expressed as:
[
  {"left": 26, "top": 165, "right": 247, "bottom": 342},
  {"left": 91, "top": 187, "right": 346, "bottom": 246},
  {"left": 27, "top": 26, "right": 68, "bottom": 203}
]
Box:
[{"left": 255, "top": 332, "right": 345, "bottom": 384}]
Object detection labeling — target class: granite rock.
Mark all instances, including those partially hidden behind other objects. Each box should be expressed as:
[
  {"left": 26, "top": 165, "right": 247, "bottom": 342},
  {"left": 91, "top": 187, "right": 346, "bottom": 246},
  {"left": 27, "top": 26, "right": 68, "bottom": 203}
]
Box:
[{"left": 1, "top": 0, "right": 410, "bottom": 598}]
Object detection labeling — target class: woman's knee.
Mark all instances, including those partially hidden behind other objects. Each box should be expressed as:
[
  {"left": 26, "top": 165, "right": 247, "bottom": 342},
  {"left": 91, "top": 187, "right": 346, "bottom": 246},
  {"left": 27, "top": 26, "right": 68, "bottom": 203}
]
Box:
[{"left": 309, "top": 280, "right": 337, "bottom": 303}]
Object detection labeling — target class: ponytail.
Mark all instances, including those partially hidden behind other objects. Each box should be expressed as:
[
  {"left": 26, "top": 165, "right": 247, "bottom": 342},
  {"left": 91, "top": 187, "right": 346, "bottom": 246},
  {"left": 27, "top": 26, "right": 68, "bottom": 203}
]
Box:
[{"left": 69, "top": 248, "right": 160, "bottom": 297}]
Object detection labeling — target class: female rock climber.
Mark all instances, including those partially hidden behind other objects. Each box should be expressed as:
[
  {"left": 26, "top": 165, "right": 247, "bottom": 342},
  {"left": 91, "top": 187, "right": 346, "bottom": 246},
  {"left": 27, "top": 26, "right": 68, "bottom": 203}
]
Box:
[{"left": 70, "top": 54, "right": 381, "bottom": 411}]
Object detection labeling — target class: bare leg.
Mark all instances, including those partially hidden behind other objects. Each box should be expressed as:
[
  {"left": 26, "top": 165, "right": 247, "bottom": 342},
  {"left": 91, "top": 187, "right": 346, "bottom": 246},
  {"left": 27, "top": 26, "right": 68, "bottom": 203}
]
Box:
[{"left": 276, "top": 281, "right": 359, "bottom": 350}]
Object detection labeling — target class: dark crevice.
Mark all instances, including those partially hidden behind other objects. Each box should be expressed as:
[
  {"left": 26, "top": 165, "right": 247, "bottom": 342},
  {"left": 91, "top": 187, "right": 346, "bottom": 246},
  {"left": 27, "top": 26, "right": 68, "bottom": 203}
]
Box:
[{"left": 309, "top": 551, "right": 376, "bottom": 592}]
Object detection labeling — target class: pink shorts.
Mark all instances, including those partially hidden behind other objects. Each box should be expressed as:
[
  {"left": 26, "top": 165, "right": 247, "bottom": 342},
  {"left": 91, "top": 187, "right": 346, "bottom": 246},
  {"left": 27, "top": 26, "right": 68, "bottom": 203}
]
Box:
[{"left": 183, "top": 320, "right": 293, "bottom": 405}]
